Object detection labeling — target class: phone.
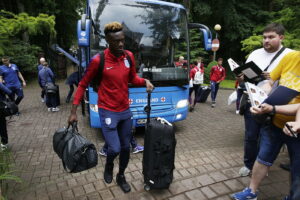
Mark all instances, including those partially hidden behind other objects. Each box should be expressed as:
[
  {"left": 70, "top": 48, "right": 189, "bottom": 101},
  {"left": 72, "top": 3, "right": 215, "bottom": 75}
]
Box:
[{"left": 285, "top": 123, "right": 298, "bottom": 138}]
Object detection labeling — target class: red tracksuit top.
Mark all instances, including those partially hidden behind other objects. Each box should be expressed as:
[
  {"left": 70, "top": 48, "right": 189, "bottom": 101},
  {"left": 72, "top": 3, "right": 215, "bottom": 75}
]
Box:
[
  {"left": 210, "top": 65, "right": 226, "bottom": 82},
  {"left": 73, "top": 49, "right": 145, "bottom": 112},
  {"left": 190, "top": 64, "right": 204, "bottom": 80}
]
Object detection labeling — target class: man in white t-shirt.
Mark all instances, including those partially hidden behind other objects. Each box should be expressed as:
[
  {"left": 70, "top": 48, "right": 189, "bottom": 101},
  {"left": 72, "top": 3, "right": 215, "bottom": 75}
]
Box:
[{"left": 232, "top": 23, "right": 293, "bottom": 200}]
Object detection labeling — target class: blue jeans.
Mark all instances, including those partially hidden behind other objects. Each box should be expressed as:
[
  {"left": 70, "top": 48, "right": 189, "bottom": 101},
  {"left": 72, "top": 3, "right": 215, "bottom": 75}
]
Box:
[
  {"left": 243, "top": 103, "right": 262, "bottom": 170},
  {"left": 210, "top": 81, "right": 219, "bottom": 102},
  {"left": 257, "top": 123, "right": 300, "bottom": 196}
]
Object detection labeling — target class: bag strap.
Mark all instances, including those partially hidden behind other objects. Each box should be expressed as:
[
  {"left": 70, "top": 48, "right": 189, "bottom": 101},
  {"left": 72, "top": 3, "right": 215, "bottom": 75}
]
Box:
[
  {"left": 91, "top": 52, "right": 105, "bottom": 92},
  {"left": 264, "top": 47, "right": 286, "bottom": 71}
]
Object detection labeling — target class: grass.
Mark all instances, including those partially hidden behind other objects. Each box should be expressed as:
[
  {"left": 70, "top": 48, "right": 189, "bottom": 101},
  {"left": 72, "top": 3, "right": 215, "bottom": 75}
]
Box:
[
  {"left": 0, "top": 150, "right": 21, "bottom": 199},
  {"left": 220, "top": 79, "right": 236, "bottom": 89},
  {"left": 203, "top": 79, "right": 236, "bottom": 89}
]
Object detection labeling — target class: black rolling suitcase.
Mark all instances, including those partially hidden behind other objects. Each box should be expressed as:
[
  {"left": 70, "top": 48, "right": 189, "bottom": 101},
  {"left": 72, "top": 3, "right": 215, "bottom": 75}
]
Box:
[
  {"left": 196, "top": 85, "right": 211, "bottom": 103},
  {"left": 143, "top": 91, "right": 176, "bottom": 191},
  {"left": 45, "top": 84, "right": 60, "bottom": 107}
]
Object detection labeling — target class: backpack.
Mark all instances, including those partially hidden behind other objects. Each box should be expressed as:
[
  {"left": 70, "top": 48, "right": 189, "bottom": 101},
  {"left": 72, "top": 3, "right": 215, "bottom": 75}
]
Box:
[
  {"left": 193, "top": 68, "right": 203, "bottom": 84},
  {"left": 91, "top": 51, "right": 133, "bottom": 92},
  {"left": 0, "top": 98, "right": 18, "bottom": 117},
  {"left": 53, "top": 122, "right": 98, "bottom": 173}
]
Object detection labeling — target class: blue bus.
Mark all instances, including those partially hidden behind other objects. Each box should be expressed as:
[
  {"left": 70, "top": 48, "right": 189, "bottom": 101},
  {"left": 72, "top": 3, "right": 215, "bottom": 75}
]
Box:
[{"left": 77, "top": 0, "right": 212, "bottom": 128}]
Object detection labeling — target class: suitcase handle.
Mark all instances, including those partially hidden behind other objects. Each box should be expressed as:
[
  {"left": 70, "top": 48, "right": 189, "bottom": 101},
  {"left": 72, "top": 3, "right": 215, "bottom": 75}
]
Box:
[
  {"left": 145, "top": 90, "right": 152, "bottom": 126},
  {"left": 157, "top": 117, "right": 173, "bottom": 127}
]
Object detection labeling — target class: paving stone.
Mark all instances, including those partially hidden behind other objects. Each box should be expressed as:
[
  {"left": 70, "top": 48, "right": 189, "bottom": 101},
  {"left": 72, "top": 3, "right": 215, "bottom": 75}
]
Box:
[
  {"left": 169, "top": 194, "right": 187, "bottom": 200},
  {"left": 201, "top": 186, "right": 218, "bottom": 199},
  {"left": 185, "top": 189, "right": 207, "bottom": 200},
  {"left": 210, "top": 182, "right": 231, "bottom": 195},
  {"left": 5, "top": 84, "right": 292, "bottom": 200}
]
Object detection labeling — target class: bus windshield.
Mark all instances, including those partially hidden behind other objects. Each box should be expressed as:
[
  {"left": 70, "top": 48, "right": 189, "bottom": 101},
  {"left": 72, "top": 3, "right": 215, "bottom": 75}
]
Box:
[{"left": 90, "top": 0, "right": 189, "bottom": 86}]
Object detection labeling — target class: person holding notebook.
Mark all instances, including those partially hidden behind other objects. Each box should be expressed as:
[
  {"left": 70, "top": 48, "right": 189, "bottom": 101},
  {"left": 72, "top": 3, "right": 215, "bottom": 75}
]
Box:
[
  {"left": 232, "top": 51, "right": 300, "bottom": 200},
  {"left": 235, "top": 23, "right": 293, "bottom": 181}
]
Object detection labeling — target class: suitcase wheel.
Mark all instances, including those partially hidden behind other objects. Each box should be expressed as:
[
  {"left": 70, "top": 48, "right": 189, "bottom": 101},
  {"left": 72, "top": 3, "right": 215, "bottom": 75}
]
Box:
[{"left": 144, "top": 184, "right": 151, "bottom": 191}]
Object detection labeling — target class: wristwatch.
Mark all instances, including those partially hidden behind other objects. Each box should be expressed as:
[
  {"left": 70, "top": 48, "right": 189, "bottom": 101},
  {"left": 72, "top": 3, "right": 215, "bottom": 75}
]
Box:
[{"left": 269, "top": 105, "right": 276, "bottom": 116}]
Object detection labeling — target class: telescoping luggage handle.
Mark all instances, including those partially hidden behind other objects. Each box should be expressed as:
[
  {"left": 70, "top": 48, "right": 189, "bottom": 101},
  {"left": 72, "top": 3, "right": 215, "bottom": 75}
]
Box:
[{"left": 145, "top": 90, "right": 152, "bottom": 127}]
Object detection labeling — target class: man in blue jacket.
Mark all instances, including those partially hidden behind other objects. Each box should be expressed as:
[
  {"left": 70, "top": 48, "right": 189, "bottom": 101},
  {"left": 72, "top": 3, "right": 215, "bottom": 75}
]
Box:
[{"left": 0, "top": 56, "right": 26, "bottom": 106}]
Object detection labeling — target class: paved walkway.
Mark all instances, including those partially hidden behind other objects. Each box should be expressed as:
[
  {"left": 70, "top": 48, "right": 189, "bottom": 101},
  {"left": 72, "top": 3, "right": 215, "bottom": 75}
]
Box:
[{"left": 4, "top": 81, "right": 290, "bottom": 200}]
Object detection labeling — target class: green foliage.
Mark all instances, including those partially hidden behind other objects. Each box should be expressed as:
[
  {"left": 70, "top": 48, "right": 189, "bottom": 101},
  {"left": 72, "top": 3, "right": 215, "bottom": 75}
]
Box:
[
  {"left": 0, "top": 10, "right": 56, "bottom": 39},
  {"left": 241, "top": 35, "right": 262, "bottom": 56},
  {"left": 204, "top": 60, "right": 217, "bottom": 84},
  {"left": 220, "top": 79, "right": 235, "bottom": 89},
  {"left": 189, "top": 29, "right": 208, "bottom": 62},
  {"left": 0, "top": 10, "right": 54, "bottom": 76},
  {"left": 0, "top": 150, "right": 22, "bottom": 199},
  {"left": 0, "top": 10, "right": 55, "bottom": 60},
  {"left": 4, "top": 40, "right": 41, "bottom": 75},
  {"left": 241, "top": 1, "right": 300, "bottom": 56}
]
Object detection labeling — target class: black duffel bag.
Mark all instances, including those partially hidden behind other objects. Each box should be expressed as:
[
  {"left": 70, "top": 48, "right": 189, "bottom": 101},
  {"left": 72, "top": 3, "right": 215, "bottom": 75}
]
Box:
[
  {"left": 0, "top": 98, "right": 18, "bottom": 117},
  {"left": 45, "top": 82, "right": 58, "bottom": 94},
  {"left": 53, "top": 122, "right": 98, "bottom": 173}
]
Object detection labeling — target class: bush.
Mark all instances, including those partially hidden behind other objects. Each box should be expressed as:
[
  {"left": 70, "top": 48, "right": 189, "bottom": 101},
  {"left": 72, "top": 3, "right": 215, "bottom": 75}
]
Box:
[
  {"left": 3, "top": 40, "right": 41, "bottom": 78},
  {"left": 0, "top": 150, "right": 21, "bottom": 199},
  {"left": 204, "top": 60, "right": 217, "bottom": 84}
]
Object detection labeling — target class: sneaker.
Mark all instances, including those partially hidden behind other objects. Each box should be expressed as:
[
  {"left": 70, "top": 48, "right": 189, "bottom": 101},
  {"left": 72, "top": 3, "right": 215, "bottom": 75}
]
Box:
[
  {"left": 236, "top": 110, "right": 240, "bottom": 114},
  {"left": 116, "top": 173, "right": 131, "bottom": 193},
  {"left": 1, "top": 143, "right": 8, "bottom": 150},
  {"left": 239, "top": 166, "right": 251, "bottom": 177},
  {"left": 48, "top": 108, "right": 52, "bottom": 112},
  {"left": 231, "top": 188, "right": 257, "bottom": 200},
  {"left": 41, "top": 98, "right": 45, "bottom": 103},
  {"left": 98, "top": 148, "right": 107, "bottom": 157},
  {"left": 15, "top": 111, "right": 20, "bottom": 116},
  {"left": 52, "top": 107, "right": 60, "bottom": 112},
  {"left": 104, "top": 163, "right": 114, "bottom": 184},
  {"left": 189, "top": 106, "right": 194, "bottom": 112},
  {"left": 132, "top": 145, "right": 144, "bottom": 154},
  {"left": 211, "top": 101, "right": 216, "bottom": 108}
]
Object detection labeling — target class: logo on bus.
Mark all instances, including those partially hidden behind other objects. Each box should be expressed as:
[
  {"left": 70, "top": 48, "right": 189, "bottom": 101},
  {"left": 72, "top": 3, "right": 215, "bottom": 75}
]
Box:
[
  {"left": 129, "top": 99, "right": 133, "bottom": 104},
  {"left": 135, "top": 98, "right": 158, "bottom": 103},
  {"left": 161, "top": 97, "right": 166, "bottom": 102}
]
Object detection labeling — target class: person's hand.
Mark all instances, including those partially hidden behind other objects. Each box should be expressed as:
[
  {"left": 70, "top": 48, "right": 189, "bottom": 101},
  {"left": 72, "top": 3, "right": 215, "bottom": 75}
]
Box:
[
  {"left": 22, "top": 81, "right": 26, "bottom": 87},
  {"left": 68, "top": 113, "right": 78, "bottom": 125},
  {"left": 250, "top": 103, "right": 272, "bottom": 115},
  {"left": 262, "top": 71, "right": 271, "bottom": 80},
  {"left": 236, "top": 73, "right": 244, "bottom": 83},
  {"left": 68, "top": 104, "right": 78, "bottom": 125},
  {"left": 145, "top": 79, "right": 154, "bottom": 92},
  {"left": 283, "top": 122, "right": 300, "bottom": 137}
]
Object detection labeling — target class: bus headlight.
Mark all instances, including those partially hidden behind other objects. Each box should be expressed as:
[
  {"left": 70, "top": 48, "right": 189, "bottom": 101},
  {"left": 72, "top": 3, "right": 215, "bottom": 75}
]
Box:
[
  {"left": 176, "top": 99, "right": 188, "bottom": 108},
  {"left": 90, "top": 104, "right": 98, "bottom": 113}
]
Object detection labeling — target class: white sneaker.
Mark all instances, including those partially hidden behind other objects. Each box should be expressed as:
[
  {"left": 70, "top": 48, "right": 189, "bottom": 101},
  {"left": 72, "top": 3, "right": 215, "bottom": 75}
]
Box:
[
  {"left": 239, "top": 166, "right": 251, "bottom": 176},
  {"left": 41, "top": 98, "right": 45, "bottom": 103},
  {"left": 1, "top": 143, "right": 8, "bottom": 150},
  {"left": 236, "top": 110, "right": 240, "bottom": 114},
  {"left": 48, "top": 108, "right": 52, "bottom": 112},
  {"left": 52, "top": 107, "right": 59, "bottom": 112}
]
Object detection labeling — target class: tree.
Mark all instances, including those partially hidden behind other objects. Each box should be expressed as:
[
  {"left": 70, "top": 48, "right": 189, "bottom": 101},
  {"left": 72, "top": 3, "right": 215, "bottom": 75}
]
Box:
[
  {"left": 241, "top": 0, "right": 300, "bottom": 57},
  {"left": 0, "top": 10, "right": 56, "bottom": 75}
]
